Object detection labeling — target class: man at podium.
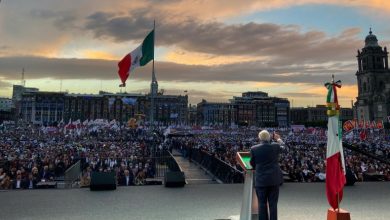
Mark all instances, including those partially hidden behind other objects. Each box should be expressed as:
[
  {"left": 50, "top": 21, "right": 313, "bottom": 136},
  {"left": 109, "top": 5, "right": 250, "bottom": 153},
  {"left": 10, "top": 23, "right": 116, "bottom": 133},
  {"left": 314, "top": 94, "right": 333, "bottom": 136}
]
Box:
[{"left": 250, "top": 130, "right": 284, "bottom": 220}]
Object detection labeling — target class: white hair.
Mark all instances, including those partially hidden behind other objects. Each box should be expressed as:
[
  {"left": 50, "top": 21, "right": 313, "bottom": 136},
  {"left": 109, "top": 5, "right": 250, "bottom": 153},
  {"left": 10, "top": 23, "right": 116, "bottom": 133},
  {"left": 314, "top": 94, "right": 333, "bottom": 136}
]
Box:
[{"left": 258, "top": 130, "right": 271, "bottom": 141}]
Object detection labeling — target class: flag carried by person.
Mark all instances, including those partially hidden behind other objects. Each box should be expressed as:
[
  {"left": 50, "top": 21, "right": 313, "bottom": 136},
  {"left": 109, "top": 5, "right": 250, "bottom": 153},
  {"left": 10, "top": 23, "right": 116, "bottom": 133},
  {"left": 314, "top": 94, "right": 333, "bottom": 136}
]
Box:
[
  {"left": 324, "top": 76, "right": 346, "bottom": 210},
  {"left": 117, "top": 29, "right": 154, "bottom": 87}
]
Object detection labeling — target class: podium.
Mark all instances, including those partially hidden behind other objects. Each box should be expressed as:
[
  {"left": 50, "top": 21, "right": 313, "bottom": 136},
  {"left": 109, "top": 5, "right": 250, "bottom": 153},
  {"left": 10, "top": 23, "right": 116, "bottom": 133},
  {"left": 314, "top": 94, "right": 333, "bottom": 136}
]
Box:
[{"left": 236, "top": 152, "right": 258, "bottom": 220}]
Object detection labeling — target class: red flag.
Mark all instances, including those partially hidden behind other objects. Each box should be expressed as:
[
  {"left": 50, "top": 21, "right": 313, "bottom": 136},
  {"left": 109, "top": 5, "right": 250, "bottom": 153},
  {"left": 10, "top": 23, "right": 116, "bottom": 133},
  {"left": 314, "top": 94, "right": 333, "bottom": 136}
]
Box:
[
  {"left": 377, "top": 121, "right": 384, "bottom": 129},
  {"left": 359, "top": 130, "right": 367, "bottom": 141},
  {"left": 371, "top": 121, "right": 376, "bottom": 129},
  {"left": 365, "top": 121, "right": 371, "bottom": 129},
  {"left": 358, "top": 120, "right": 364, "bottom": 129},
  {"left": 118, "top": 54, "right": 131, "bottom": 86}
]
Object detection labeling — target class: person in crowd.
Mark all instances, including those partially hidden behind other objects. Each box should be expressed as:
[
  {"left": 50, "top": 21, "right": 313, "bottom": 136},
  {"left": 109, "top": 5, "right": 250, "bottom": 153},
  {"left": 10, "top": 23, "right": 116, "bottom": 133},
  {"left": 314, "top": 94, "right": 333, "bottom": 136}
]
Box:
[
  {"left": 23, "top": 173, "right": 37, "bottom": 189},
  {"left": 119, "top": 169, "right": 134, "bottom": 186},
  {"left": 12, "top": 170, "right": 23, "bottom": 189},
  {"left": 40, "top": 165, "right": 54, "bottom": 181},
  {"left": 0, "top": 173, "right": 12, "bottom": 189}
]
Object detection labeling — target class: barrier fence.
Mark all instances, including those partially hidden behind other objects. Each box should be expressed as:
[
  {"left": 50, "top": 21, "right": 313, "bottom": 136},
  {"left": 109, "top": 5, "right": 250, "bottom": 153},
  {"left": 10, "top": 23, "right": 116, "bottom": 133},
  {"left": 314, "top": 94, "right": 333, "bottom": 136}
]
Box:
[
  {"left": 152, "top": 150, "right": 182, "bottom": 178},
  {"left": 189, "top": 148, "right": 244, "bottom": 183},
  {"left": 64, "top": 160, "right": 81, "bottom": 188}
]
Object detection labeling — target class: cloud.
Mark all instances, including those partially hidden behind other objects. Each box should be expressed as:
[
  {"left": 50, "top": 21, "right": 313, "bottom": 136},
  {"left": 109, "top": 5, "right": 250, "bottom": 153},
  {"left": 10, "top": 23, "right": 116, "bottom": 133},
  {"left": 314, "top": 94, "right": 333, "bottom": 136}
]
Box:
[
  {"left": 0, "top": 80, "right": 12, "bottom": 89},
  {"left": 84, "top": 11, "right": 364, "bottom": 65},
  {"left": 30, "top": 9, "right": 78, "bottom": 29},
  {"left": 0, "top": 56, "right": 357, "bottom": 85}
]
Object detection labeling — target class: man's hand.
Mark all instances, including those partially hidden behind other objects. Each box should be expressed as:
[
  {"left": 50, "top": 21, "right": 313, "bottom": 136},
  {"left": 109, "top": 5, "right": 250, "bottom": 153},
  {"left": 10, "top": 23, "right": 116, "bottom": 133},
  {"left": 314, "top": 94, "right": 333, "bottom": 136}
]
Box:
[
  {"left": 273, "top": 132, "right": 285, "bottom": 146},
  {"left": 273, "top": 133, "right": 281, "bottom": 141}
]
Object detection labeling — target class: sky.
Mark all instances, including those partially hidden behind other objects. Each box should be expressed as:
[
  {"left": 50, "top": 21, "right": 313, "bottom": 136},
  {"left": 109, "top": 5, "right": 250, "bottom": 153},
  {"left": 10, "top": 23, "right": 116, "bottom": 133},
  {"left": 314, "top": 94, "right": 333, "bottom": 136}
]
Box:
[{"left": 1, "top": 0, "right": 390, "bottom": 107}]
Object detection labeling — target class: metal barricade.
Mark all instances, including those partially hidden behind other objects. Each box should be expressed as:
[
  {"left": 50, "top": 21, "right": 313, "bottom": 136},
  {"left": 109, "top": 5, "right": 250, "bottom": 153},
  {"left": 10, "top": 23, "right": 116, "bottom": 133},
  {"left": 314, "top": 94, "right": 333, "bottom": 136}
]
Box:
[
  {"left": 64, "top": 160, "right": 81, "bottom": 188},
  {"left": 190, "top": 149, "right": 244, "bottom": 183}
]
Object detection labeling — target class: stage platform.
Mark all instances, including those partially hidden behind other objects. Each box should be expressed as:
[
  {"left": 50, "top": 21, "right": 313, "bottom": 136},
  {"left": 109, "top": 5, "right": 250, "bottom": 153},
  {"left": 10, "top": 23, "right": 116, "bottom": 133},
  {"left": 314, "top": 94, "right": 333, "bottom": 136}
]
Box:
[{"left": 0, "top": 182, "right": 389, "bottom": 220}]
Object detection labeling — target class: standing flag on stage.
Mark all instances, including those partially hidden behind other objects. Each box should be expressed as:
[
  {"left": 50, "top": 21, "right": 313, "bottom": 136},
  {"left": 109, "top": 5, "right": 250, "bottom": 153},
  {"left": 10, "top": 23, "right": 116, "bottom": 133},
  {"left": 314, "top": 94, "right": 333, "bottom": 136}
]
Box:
[
  {"left": 325, "top": 76, "right": 346, "bottom": 210},
  {"left": 118, "top": 29, "right": 154, "bottom": 87}
]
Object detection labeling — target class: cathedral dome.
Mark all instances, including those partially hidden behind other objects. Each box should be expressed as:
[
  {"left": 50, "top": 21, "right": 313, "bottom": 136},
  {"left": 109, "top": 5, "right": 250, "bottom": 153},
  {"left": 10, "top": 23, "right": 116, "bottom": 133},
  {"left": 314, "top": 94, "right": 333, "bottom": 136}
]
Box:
[{"left": 365, "top": 28, "right": 379, "bottom": 47}]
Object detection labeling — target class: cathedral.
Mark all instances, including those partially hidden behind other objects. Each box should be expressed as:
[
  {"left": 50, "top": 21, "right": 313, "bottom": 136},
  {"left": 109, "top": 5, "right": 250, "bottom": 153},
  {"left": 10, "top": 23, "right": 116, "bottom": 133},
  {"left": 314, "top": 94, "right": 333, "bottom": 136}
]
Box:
[{"left": 356, "top": 29, "right": 390, "bottom": 121}]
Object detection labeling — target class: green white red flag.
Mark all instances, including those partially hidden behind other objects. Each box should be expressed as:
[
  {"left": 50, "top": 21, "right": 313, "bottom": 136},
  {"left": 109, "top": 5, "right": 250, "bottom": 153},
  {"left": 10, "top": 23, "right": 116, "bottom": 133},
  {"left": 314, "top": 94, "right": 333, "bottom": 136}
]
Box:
[
  {"left": 118, "top": 29, "right": 154, "bottom": 86},
  {"left": 325, "top": 79, "right": 346, "bottom": 210}
]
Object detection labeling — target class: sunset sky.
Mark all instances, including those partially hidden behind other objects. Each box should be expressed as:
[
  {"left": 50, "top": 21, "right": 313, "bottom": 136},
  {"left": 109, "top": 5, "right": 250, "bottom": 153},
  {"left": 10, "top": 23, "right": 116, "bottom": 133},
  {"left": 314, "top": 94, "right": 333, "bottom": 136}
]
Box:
[{"left": 1, "top": 0, "right": 390, "bottom": 107}]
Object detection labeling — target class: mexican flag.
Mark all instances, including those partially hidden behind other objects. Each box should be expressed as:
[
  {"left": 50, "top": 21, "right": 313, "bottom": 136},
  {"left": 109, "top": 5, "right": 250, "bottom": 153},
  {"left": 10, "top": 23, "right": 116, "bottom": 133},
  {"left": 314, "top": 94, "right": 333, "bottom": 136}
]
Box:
[
  {"left": 325, "top": 81, "right": 346, "bottom": 210},
  {"left": 118, "top": 29, "right": 154, "bottom": 86}
]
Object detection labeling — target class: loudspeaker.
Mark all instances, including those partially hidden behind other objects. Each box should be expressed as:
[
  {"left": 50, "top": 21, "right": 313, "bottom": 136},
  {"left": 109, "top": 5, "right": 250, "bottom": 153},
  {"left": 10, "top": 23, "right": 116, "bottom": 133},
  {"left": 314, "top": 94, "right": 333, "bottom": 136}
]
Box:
[
  {"left": 165, "top": 171, "right": 186, "bottom": 187},
  {"left": 90, "top": 172, "right": 117, "bottom": 191}
]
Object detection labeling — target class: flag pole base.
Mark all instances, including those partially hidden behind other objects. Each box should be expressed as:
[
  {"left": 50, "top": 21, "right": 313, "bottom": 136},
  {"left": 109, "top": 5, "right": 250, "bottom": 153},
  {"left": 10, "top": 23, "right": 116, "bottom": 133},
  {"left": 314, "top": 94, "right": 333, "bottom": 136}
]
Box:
[{"left": 327, "top": 208, "right": 351, "bottom": 220}]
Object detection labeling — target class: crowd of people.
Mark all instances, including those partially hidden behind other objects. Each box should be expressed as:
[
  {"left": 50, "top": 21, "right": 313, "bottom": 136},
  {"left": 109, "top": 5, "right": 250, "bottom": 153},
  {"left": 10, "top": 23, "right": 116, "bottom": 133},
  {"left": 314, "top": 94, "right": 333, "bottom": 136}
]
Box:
[
  {"left": 0, "top": 123, "right": 163, "bottom": 190},
  {"left": 170, "top": 128, "right": 390, "bottom": 182},
  {"left": 1, "top": 123, "right": 389, "bottom": 190}
]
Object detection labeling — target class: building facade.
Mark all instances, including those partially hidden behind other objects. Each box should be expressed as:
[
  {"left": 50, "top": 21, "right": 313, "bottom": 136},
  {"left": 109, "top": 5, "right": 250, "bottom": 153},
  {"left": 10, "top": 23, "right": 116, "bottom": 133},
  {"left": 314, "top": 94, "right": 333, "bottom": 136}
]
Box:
[
  {"left": 0, "top": 98, "right": 13, "bottom": 112},
  {"left": 356, "top": 29, "right": 390, "bottom": 121},
  {"left": 20, "top": 91, "right": 65, "bottom": 125},
  {"left": 19, "top": 90, "right": 188, "bottom": 125},
  {"left": 197, "top": 100, "right": 236, "bottom": 126},
  {"left": 290, "top": 105, "right": 353, "bottom": 124},
  {"left": 197, "top": 91, "right": 290, "bottom": 127},
  {"left": 231, "top": 92, "right": 290, "bottom": 127},
  {"left": 12, "top": 85, "right": 39, "bottom": 117}
]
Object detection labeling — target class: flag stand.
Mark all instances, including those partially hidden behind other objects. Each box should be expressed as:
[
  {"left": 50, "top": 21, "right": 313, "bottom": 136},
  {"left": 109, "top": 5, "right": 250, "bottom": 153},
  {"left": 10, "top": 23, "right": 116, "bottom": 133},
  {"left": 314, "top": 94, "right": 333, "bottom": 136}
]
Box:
[{"left": 327, "top": 188, "right": 351, "bottom": 220}]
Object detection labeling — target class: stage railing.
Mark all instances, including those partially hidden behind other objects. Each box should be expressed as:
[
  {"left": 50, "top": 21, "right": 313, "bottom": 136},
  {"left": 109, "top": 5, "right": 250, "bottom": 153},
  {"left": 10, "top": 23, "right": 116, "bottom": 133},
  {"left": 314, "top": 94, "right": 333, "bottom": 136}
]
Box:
[
  {"left": 64, "top": 160, "right": 81, "bottom": 188},
  {"left": 190, "top": 149, "right": 244, "bottom": 183},
  {"left": 153, "top": 150, "right": 182, "bottom": 178},
  {"left": 343, "top": 142, "right": 390, "bottom": 165}
]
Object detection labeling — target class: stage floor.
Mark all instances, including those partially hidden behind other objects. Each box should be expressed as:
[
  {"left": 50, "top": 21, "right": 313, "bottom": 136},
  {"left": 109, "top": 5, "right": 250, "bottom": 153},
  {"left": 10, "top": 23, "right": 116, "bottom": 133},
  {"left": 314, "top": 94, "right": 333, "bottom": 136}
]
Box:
[{"left": 0, "top": 182, "right": 389, "bottom": 220}]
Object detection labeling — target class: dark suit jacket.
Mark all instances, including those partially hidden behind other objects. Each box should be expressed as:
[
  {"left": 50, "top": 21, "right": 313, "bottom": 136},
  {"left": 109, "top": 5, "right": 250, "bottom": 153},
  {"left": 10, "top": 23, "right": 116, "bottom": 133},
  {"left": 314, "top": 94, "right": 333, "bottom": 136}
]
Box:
[
  {"left": 250, "top": 141, "right": 283, "bottom": 187},
  {"left": 40, "top": 171, "right": 54, "bottom": 180},
  {"left": 12, "top": 180, "right": 24, "bottom": 189},
  {"left": 118, "top": 175, "right": 134, "bottom": 186},
  {"left": 22, "top": 179, "right": 37, "bottom": 189}
]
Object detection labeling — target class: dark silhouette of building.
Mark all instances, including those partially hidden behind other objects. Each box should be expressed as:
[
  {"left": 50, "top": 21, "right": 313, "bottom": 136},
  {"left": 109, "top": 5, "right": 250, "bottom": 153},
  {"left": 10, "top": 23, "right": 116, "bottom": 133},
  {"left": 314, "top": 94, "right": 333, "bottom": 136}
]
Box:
[
  {"left": 356, "top": 29, "right": 390, "bottom": 121},
  {"left": 291, "top": 105, "right": 353, "bottom": 125},
  {"left": 18, "top": 89, "right": 187, "bottom": 125}
]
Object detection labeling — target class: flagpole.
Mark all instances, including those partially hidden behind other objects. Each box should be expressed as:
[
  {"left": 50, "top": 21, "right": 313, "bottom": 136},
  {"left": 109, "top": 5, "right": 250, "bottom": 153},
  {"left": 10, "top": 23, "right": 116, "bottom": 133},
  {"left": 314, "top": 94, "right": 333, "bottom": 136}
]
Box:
[{"left": 150, "top": 20, "right": 156, "bottom": 127}]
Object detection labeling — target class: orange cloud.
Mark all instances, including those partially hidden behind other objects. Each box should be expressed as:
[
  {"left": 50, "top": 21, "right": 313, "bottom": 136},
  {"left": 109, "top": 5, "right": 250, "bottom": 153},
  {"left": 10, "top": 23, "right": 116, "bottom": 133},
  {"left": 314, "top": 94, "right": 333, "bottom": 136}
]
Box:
[
  {"left": 82, "top": 50, "right": 119, "bottom": 60},
  {"left": 164, "top": 49, "right": 266, "bottom": 66},
  {"left": 158, "top": 0, "right": 390, "bottom": 20}
]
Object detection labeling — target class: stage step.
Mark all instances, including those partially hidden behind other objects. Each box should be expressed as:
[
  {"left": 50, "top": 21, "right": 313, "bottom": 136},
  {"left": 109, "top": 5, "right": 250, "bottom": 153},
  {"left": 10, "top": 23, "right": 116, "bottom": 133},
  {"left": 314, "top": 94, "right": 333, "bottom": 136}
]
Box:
[{"left": 172, "top": 150, "right": 217, "bottom": 185}]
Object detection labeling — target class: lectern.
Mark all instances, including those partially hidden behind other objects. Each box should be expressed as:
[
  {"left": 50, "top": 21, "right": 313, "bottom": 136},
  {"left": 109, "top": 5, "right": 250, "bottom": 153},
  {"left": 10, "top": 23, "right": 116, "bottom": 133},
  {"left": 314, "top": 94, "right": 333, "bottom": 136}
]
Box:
[{"left": 236, "top": 152, "right": 258, "bottom": 220}]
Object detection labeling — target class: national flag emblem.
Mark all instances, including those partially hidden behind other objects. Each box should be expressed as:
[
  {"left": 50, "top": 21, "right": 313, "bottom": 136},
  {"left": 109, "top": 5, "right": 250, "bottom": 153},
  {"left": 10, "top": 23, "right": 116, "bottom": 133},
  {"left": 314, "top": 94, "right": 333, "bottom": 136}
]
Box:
[
  {"left": 118, "top": 30, "right": 154, "bottom": 86},
  {"left": 324, "top": 77, "right": 346, "bottom": 210}
]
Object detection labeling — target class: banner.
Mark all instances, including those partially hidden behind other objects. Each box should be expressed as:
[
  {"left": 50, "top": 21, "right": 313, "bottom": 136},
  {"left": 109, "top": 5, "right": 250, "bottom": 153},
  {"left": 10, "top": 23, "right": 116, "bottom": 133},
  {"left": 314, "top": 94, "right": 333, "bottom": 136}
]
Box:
[
  {"left": 170, "top": 113, "right": 179, "bottom": 119},
  {"left": 121, "top": 97, "right": 137, "bottom": 106},
  {"left": 340, "top": 119, "right": 386, "bottom": 131},
  {"left": 343, "top": 120, "right": 354, "bottom": 132}
]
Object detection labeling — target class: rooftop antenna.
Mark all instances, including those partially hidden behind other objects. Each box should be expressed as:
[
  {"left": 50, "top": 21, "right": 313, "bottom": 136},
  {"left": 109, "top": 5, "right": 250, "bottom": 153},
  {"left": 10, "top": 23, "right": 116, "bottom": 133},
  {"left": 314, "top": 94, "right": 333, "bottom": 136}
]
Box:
[{"left": 21, "top": 68, "right": 26, "bottom": 87}]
